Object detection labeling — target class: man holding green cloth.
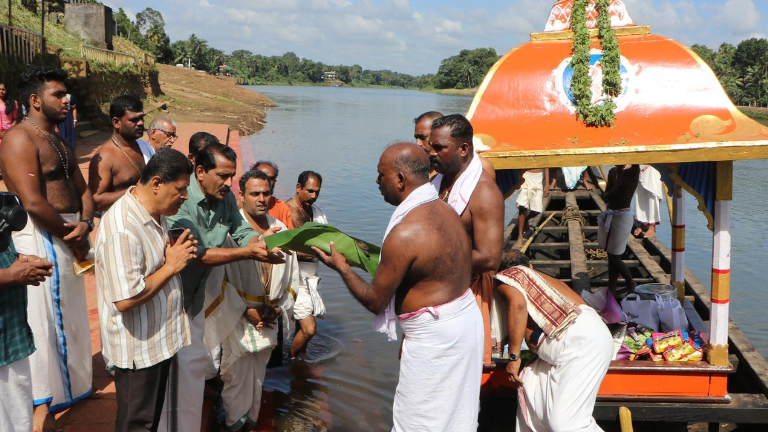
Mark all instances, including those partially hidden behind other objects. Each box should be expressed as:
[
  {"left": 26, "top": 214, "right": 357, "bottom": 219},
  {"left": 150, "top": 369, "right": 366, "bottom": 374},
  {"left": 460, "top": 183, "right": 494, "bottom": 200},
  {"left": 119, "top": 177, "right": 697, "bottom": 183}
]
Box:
[{"left": 158, "top": 143, "right": 284, "bottom": 432}]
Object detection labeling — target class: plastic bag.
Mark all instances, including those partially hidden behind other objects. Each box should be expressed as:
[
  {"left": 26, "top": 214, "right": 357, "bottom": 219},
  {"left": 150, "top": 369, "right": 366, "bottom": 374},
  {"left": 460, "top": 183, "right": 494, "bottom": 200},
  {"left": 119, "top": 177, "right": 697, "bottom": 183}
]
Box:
[
  {"left": 581, "top": 287, "right": 624, "bottom": 323},
  {"left": 656, "top": 294, "right": 688, "bottom": 332},
  {"left": 621, "top": 294, "right": 659, "bottom": 331}
]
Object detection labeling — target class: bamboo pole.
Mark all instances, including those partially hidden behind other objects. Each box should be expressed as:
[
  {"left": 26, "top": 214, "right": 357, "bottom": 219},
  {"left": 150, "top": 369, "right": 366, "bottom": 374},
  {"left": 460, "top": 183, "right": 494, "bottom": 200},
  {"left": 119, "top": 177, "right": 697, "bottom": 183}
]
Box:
[
  {"left": 619, "top": 406, "right": 634, "bottom": 432},
  {"left": 521, "top": 211, "right": 557, "bottom": 253}
]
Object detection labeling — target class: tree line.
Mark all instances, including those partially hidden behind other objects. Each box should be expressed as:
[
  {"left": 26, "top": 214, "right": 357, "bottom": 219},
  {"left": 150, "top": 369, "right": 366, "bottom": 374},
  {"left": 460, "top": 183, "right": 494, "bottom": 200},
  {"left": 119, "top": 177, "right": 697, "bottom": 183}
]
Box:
[{"left": 113, "top": 7, "right": 768, "bottom": 101}]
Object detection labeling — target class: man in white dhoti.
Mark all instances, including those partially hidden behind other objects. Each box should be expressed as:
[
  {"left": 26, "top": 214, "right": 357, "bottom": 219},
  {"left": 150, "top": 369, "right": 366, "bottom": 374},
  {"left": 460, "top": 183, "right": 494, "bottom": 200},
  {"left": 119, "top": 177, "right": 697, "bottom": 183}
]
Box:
[
  {"left": 286, "top": 171, "right": 329, "bottom": 359},
  {"left": 514, "top": 169, "right": 548, "bottom": 249},
  {"left": 599, "top": 164, "right": 640, "bottom": 297},
  {"left": 159, "top": 143, "right": 283, "bottom": 432},
  {"left": 634, "top": 164, "right": 663, "bottom": 238},
  {"left": 0, "top": 66, "right": 95, "bottom": 430},
  {"left": 495, "top": 250, "right": 613, "bottom": 432},
  {"left": 205, "top": 169, "right": 299, "bottom": 431},
  {"left": 0, "top": 238, "right": 53, "bottom": 432},
  {"left": 316, "top": 143, "right": 483, "bottom": 431}
]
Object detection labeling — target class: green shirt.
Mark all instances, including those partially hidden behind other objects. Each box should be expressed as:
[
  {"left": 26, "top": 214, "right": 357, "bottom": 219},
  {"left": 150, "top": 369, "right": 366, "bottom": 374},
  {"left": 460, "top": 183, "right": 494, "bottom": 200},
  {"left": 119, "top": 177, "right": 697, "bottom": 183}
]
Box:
[
  {"left": 168, "top": 173, "right": 258, "bottom": 317},
  {"left": 0, "top": 242, "right": 35, "bottom": 367}
]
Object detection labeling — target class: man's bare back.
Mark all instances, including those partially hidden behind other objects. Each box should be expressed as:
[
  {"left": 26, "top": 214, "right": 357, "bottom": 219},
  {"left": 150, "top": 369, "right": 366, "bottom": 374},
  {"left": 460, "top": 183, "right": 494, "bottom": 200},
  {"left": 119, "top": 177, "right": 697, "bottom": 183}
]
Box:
[
  {"left": 88, "top": 139, "right": 145, "bottom": 211},
  {"left": 454, "top": 172, "right": 504, "bottom": 275},
  {"left": 1, "top": 123, "right": 81, "bottom": 214},
  {"left": 387, "top": 199, "right": 471, "bottom": 314}
]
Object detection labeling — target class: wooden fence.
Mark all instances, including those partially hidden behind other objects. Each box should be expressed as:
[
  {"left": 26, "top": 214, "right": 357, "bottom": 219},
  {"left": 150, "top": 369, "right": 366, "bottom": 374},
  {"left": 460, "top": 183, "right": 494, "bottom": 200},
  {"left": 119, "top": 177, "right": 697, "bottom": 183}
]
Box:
[
  {"left": 80, "top": 45, "right": 136, "bottom": 67},
  {"left": 0, "top": 23, "right": 45, "bottom": 65}
]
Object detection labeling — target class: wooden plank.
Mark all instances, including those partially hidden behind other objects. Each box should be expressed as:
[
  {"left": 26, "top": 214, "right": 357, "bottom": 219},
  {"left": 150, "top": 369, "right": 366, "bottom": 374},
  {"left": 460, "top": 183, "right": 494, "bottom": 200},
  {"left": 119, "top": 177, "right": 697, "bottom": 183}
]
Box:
[
  {"left": 565, "top": 193, "right": 591, "bottom": 293},
  {"left": 594, "top": 393, "right": 768, "bottom": 423},
  {"left": 528, "top": 241, "right": 598, "bottom": 250},
  {"left": 531, "top": 259, "right": 643, "bottom": 268},
  {"left": 542, "top": 226, "right": 599, "bottom": 234},
  {"left": 541, "top": 209, "right": 602, "bottom": 216}
]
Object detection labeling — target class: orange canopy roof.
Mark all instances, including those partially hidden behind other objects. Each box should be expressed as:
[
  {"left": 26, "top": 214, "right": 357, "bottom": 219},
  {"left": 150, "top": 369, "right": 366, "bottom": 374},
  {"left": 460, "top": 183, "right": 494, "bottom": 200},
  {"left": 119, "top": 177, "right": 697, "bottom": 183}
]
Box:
[{"left": 469, "top": 28, "right": 768, "bottom": 169}]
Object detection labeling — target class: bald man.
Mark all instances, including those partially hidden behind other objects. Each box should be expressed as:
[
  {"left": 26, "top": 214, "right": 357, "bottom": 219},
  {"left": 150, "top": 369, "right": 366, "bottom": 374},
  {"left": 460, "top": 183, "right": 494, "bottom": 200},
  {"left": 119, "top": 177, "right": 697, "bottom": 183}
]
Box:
[{"left": 315, "top": 143, "right": 482, "bottom": 432}]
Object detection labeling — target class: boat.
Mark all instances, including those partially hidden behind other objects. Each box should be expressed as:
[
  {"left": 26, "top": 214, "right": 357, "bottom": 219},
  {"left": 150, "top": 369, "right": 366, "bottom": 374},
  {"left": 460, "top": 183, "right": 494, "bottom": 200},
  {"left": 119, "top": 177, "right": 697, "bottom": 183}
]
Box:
[{"left": 471, "top": 0, "right": 768, "bottom": 428}]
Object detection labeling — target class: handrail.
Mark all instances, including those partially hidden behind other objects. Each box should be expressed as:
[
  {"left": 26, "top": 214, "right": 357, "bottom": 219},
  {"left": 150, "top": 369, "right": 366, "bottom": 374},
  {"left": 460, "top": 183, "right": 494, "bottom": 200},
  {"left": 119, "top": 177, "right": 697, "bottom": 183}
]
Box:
[
  {"left": 80, "top": 44, "right": 137, "bottom": 67},
  {"left": 0, "top": 23, "right": 45, "bottom": 65}
]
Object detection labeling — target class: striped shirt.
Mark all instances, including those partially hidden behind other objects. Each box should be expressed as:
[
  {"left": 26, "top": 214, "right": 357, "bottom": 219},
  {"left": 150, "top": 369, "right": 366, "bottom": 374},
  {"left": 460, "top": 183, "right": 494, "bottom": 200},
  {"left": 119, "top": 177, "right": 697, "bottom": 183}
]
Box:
[{"left": 95, "top": 186, "right": 190, "bottom": 369}]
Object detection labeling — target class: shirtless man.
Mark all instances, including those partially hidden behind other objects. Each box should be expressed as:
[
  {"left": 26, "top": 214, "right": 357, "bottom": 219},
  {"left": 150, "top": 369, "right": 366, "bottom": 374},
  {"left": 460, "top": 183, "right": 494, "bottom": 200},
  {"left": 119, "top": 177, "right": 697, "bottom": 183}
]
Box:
[
  {"left": 316, "top": 144, "right": 482, "bottom": 431},
  {"left": 496, "top": 250, "right": 612, "bottom": 432},
  {"left": 415, "top": 111, "right": 496, "bottom": 181},
  {"left": 429, "top": 114, "right": 504, "bottom": 369},
  {"left": 0, "top": 66, "right": 95, "bottom": 431},
  {"left": 286, "top": 171, "right": 327, "bottom": 358},
  {"left": 88, "top": 95, "right": 147, "bottom": 212},
  {"left": 599, "top": 164, "right": 641, "bottom": 296},
  {"left": 254, "top": 160, "right": 293, "bottom": 229}
]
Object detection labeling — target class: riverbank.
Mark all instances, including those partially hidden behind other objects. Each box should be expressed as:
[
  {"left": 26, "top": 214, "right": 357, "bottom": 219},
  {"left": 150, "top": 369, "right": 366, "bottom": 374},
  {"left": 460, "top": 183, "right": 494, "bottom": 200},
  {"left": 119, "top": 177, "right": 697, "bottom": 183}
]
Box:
[{"left": 155, "top": 64, "right": 277, "bottom": 135}]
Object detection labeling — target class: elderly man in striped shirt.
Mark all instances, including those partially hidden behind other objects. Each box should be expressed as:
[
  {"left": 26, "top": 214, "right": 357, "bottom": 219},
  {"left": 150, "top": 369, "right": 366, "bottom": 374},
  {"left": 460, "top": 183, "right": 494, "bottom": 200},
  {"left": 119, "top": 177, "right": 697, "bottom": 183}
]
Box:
[{"left": 95, "top": 149, "right": 199, "bottom": 432}]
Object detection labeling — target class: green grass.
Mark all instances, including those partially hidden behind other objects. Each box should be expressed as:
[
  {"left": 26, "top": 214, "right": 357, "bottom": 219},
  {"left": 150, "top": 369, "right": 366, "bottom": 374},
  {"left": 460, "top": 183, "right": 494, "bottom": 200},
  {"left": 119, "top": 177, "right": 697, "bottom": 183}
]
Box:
[{"left": 0, "top": 0, "right": 89, "bottom": 59}]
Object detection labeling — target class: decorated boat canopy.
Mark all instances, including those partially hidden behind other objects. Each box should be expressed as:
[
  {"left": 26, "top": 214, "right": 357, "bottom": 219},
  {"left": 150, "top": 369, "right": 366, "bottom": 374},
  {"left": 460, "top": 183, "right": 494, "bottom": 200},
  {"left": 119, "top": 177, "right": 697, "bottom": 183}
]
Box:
[{"left": 469, "top": 0, "right": 768, "bottom": 227}]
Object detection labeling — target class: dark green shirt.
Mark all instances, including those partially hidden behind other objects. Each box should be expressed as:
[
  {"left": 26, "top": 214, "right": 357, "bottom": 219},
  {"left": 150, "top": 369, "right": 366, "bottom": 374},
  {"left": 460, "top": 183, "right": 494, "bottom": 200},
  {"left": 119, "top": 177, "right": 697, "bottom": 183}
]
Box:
[
  {"left": 168, "top": 173, "right": 258, "bottom": 317},
  {"left": 0, "top": 241, "right": 35, "bottom": 367}
]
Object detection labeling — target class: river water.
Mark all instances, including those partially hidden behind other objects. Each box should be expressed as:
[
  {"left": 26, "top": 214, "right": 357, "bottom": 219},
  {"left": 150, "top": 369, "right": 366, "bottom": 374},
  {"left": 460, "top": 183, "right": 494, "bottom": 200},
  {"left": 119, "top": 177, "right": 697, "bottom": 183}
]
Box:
[{"left": 243, "top": 85, "right": 768, "bottom": 431}]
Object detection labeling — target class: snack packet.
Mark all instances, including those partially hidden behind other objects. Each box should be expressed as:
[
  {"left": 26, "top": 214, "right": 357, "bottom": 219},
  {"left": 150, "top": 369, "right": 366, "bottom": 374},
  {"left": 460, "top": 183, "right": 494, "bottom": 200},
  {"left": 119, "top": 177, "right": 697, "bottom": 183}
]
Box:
[
  {"left": 688, "top": 331, "right": 704, "bottom": 350},
  {"left": 652, "top": 330, "right": 684, "bottom": 353},
  {"left": 682, "top": 350, "right": 703, "bottom": 362},
  {"left": 663, "top": 341, "right": 697, "bottom": 361}
]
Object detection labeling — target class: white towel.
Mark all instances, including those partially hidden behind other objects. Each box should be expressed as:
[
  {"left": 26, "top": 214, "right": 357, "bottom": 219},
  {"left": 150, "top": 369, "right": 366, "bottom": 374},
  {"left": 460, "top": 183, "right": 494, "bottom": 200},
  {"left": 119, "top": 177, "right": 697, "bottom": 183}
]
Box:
[
  {"left": 374, "top": 183, "right": 439, "bottom": 341},
  {"left": 562, "top": 166, "right": 587, "bottom": 190},
  {"left": 431, "top": 153, "right": 483, "bottom": 216}
]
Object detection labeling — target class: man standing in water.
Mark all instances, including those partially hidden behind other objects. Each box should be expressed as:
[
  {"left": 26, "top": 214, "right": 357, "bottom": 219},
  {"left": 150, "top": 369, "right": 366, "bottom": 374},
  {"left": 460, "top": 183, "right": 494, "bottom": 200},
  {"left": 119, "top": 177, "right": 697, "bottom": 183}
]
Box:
[
  {"left": 0, "top": 66, "right": 95, "bottom": 431},
  {"left": 429, "top": 114, "right": 504, "bottom": 369},
  {"left": 88, "top": 95, "right": 148, "bottom": 211},
  {"left": 598, "top": 164, "right": 640, "bottom": 297},
  {"left": 315, "top": 143, "right": 482, "bottom": 431},
  {"left": 286, "top": 170, "right": 327, "bottom": 358}
]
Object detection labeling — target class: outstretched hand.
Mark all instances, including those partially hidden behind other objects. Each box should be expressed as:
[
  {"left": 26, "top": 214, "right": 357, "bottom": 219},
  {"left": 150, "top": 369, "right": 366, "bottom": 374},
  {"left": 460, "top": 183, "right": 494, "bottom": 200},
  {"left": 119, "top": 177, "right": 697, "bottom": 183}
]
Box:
[
  {"left": 312, "top": 241, "right": 348, "bottom": 272},
  {"left": 506, "top": 359, "right": 524, "bottom": 388}
]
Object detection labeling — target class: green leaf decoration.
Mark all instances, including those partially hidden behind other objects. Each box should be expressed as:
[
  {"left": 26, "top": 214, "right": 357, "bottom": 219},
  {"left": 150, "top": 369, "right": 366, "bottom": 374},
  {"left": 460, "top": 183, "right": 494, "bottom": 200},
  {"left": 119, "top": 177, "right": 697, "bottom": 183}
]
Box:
[
  {"left": 264, "top": 222, "right": 381, "bottom": 277},
  {"left": 570, "top": 0, "right": 622, "bottom": 127}
]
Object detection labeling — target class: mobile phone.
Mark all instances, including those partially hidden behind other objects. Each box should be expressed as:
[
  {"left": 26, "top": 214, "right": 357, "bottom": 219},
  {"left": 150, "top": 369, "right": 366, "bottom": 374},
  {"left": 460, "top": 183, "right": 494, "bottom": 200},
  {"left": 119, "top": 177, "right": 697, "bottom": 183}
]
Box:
[{"left": 169, "top": 228, "right": 185, "bottom": 246}]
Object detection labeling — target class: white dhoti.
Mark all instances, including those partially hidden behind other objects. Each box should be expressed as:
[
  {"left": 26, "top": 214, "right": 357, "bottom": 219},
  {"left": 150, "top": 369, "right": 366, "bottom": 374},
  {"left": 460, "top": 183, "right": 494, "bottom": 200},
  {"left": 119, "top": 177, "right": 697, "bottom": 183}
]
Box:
[
  {"left": 158, "top": 312, "right": 208, "bottom": 432},
  {"left": 517, "top": 306, "right": 613, "bottom": 432},
  {"left": 220, "top": 347, "right": 272, "bottom": 430},
  {"left": 597, "top": 208, "right": 633, "bottom": 255},
  {"left": 294, "top": 260, "right": 325, "bottom": 320},
  {"left": 393, "top": 290, "right": 483, "bottom": 432},
  {"left": 516, "top": 171, "right": 544, "bottom": 213},
  {"left": 635, "top": 165, "right": 663, "bottom": 226},
  {"left": 12, "top": 213, "right": 92, "bottom": 410},
  {"left": 0, "top": 357, "right": 33, "bottom": 432}
]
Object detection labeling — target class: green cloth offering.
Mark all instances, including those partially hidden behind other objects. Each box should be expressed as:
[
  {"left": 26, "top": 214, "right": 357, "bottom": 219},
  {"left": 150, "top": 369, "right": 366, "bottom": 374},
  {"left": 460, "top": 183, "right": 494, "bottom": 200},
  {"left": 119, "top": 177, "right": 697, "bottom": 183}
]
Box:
[{"left": 264, "top": 222, "right": 381, "bottom": 277}]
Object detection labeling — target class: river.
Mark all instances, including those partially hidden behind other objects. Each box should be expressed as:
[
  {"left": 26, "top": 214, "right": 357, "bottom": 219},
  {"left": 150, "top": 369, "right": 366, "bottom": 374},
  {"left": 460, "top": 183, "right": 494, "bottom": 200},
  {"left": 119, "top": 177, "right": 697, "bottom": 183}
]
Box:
[{"left": 242, "top": 85, "right": 768, "bottom": 431}]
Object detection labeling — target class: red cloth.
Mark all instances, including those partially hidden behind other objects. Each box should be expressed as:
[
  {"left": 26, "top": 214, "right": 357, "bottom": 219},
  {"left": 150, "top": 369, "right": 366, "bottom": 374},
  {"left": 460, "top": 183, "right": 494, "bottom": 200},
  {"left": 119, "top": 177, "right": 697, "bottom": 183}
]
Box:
[
  {"left": 268, "top": 197, "right": 294, "bottom": 229},
  {"left": 471, "top": 272, "right": 495, "bottom": 366}
]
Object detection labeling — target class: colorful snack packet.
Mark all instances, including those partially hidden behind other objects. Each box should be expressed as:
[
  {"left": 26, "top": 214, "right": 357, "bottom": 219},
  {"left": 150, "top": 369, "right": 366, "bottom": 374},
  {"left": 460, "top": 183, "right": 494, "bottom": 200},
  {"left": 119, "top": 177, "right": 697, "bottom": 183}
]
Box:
[
  {"left": 652, "top": 330, "right": 684, "bottom": 353},
  {"left": 663, "top": 341, "right": 697, "bottom": 361},
  {"left": 649, "top": 352, "right": 664, "bottom": 362},
  {"left": 682, "top": 350, "right": 703, "bottom": 362},
  {"left": 689, "top": 331, "right": 704, "bottom": 350}
]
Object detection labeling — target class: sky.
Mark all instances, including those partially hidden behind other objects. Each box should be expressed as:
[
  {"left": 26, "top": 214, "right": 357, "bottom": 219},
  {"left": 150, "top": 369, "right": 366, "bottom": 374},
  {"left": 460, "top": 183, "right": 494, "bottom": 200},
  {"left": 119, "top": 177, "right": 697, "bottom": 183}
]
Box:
[{"left": 101, "top": 0, "right": 768, "bottom": 76}]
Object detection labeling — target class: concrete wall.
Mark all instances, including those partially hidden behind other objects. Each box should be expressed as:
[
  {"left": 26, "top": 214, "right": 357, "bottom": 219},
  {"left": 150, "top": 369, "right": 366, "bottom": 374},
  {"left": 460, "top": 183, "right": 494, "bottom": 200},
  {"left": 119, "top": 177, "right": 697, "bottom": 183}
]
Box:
[{"left": 64, "top": 3, "right": 115, "bottom": 50}]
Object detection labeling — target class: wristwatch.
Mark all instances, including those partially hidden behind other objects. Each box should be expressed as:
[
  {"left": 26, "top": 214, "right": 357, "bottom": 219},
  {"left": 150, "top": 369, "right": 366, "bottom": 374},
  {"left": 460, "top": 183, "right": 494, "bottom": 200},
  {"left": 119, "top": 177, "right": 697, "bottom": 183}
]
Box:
[
  {"left": 82, "top": 218, "right": 94, "bottom": 232},
  {"left": 509, "top": 352, "right": 520, "bottom": 361}
]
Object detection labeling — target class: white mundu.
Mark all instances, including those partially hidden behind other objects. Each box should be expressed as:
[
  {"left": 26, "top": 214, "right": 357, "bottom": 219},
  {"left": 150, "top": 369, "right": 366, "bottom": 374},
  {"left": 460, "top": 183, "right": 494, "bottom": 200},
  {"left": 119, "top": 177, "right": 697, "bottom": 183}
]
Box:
[
  {"left": 12, "top": 213, "right": 92, "bottom": 410},
  {"left": 634, "top": 165, "right": 663, "bottom": 225},
  {"left": 516, "top": 171, "right": 544, "bottom": 213},
  {"left": 294, "top": 205, "right": 328, "bottom": 320}
]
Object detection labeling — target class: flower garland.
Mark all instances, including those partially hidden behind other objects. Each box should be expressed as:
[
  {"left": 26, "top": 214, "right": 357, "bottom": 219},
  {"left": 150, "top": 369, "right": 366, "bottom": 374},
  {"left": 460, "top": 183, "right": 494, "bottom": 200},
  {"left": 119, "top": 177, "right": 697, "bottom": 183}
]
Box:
[{"left": 569, "top": 0, "right": 622, "bottom": 127}]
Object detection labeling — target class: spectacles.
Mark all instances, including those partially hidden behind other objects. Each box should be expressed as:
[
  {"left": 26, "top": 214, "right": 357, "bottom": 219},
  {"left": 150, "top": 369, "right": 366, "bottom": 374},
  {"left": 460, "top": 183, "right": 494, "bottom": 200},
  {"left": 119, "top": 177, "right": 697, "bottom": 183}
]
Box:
[{"left": 154, "top": 129, "right": 178, "bottom": 141}]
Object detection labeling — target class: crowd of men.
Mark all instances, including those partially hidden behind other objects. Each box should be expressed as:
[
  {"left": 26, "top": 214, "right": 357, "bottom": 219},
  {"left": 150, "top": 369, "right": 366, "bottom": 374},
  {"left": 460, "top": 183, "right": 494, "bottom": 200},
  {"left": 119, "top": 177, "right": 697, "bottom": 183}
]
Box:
[{"left": 0, "top": 65, "right": 644, "bottom": 432}]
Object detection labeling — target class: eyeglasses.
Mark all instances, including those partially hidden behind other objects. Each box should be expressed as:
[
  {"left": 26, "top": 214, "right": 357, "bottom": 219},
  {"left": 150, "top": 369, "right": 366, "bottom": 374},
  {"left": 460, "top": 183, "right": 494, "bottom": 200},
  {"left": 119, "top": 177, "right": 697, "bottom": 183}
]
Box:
[{"left": 154, "top": 129, "right": 178, "bottom": 141}]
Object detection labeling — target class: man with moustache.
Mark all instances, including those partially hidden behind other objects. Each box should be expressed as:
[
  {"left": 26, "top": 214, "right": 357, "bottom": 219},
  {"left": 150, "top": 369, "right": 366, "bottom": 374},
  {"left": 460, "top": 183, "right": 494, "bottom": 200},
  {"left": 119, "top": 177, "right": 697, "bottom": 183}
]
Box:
[
  {"left": 88, "top": 95, "right": 149, "bottom": 211},
  {"left": 158, "top": 143, "right": 284, "bottom": 432},
  {"left": 143, "top": 115, "right": 178, "bottom": 157},
  {"left": 95, "top": 149, "right": 198, "bottom": 432},
  {"left": 254, "top": 160, "right": 294, "bottom": 229},
  {"left": 0, "top": 66, "right": 95, "bottom": 430},
  {"left": 206, "top": 169, "right": 299, "bottom": 431},
  {"left": 428, "top": 114, "right": 504, "bottom": 370},
  {"left": 286, "top": 170, "right": 328, "bottom": 359},
  {"left": 315, "top": 143, "right": 482, "bottom": 431}
]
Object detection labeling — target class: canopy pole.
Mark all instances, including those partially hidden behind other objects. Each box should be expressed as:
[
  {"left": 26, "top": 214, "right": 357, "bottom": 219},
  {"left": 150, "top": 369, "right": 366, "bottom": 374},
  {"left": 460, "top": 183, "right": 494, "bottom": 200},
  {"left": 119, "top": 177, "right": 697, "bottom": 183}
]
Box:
[
  {"left": 671, "top": 183, "right": 685, "bottom": 300},
  {"left": 708, "top": 160, "right": 732, "bottom": 367}
]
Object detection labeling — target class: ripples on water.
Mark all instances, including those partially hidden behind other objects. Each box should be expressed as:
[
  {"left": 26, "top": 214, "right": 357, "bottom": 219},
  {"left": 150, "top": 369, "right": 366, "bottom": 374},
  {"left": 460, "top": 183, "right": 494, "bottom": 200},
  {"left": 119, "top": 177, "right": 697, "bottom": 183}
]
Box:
[{"left": 244, "top": 85, "right": 768, "bottom": 430}]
